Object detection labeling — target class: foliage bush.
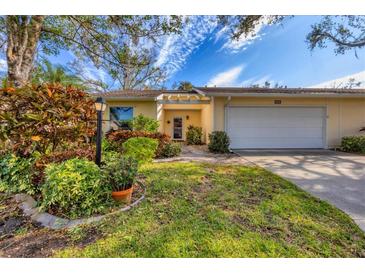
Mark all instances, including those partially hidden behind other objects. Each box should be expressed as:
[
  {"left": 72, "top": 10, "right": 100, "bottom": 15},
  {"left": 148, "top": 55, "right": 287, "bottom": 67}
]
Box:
[
  {"left": 208, "top": 131, "right": 230, "bottom": 153},
  {"left": 122, "top": 137, "right": 158, "bottom": 164},
  {"left": 160, "top": 142, "right": 182, "bottom": 158},
  {"left": 106, "top": 129, "right": 170, "bottom": 158},
  {"left": 0, "top": 154, "right": 36, "bottom": 195},
  {"left": 186, "top": 125, "right": 203, "bottom": 145},
  {"left": 0, "top": 84, "right": 96, "bottom": 156},
  {"left": 102, "top": 139, "right": 118, "bottom": 152},
  {"left": 131, "top": 114, "right": 159, "bottom": 132},
  {"left": 102, "top": 155, "right": 138, "bottom": 191},
  {"left": 33, "top": 146, "right": 96, "bottom": 185},
  {"left": 41, "top": 158, "right": 109, "bottom": 219},
  {"left": 341, "top": 136, "right": 365, "bottom": 153}
]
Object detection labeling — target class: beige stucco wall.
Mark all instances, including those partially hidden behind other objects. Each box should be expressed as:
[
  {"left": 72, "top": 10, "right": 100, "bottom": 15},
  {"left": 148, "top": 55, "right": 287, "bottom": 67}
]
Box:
[
  {"left": 103, "top": 100, "right": 157, "bottom": 132},
  {"left": 201, "top": 102, "right": 213, "bottom": 142},
  {"left": 157, "top": 102, "right": 164, "bottom": 133},
  {"left": 213, "top": 96, "right": 365, "bottom": 148},
  {"left": 103, "top": 100, "right": 213, "bottom": 143},
  {"left": 102, "top": 96, "right": 365, "bottom": 148},
  {"left": 163, "top": 109, "right": 202, "bottom": 141}
]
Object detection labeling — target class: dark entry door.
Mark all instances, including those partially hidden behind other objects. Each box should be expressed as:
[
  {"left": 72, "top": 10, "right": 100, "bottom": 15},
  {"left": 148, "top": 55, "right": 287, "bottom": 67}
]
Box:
[{"left": 173, "top": 117, "right": 183, "bottom": 139}]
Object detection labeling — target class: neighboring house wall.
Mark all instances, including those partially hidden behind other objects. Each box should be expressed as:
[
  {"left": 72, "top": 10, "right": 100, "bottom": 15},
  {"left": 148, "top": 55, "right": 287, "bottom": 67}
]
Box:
[
  {"left": 103, "top": 100, "right": 157, "bottom": 132},
  {"left": 213, "top": 96, "right": 365, "bottom": 148}
]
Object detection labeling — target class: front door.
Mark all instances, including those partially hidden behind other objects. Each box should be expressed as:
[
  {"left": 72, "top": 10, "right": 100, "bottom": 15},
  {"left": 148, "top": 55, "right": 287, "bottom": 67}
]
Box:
[{"left": 173, "top": 117, "right": 183, "bottom": 140}]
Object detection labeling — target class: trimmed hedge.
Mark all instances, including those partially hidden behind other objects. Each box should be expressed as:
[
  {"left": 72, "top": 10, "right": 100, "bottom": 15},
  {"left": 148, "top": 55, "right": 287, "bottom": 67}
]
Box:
[
  {"left": 106, "top": 129, "right": 170, "bottom": 158},
  {"left": 341, "top": 136, "right": 365, "bottom": 153},
  {"left": 186, "top": 125, "right": 203, "bottom": 145},
  {"left": 41, "top": 158, "right": 109, "bottom": 218},
  {"left": 122, "top": 137, "right": 158, "bottom": 164},
  {"left": 160, "top": 142, "right": 182, "bottom": 158},
  {"left": 131, "top": 114, "right": 159, "bottom": 133},
  {"left": 208, "top": 131, "right": 230, "bottom": 153}
]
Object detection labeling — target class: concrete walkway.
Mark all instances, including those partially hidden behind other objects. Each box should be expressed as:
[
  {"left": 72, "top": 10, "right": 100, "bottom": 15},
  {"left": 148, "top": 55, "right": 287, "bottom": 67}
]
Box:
[
  {"left": 155, "top": 145, "right": 251, "bottom": 165},
  {"left": 235, "top": 150, "right": 365, "bottom": 232}
]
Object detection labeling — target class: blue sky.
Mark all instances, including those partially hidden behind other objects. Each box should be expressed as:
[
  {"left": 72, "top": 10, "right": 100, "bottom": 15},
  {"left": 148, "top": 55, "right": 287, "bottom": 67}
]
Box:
[
  {"left": 1, "top": 16, "right": 363, "bottom": 89},
  {"left": 164, "top": 16, "right": 365, "bottom": 88}
]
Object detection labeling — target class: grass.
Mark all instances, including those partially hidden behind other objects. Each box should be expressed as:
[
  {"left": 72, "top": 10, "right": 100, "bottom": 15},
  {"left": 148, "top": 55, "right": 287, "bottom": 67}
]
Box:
[{"left": 56, "top": 162, "right": 365, "bottom": 257}]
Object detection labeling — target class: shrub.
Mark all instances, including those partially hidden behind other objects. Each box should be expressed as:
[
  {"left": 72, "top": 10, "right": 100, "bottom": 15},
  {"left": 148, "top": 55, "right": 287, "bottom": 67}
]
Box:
[
  {"left": 102, "top": 156, "right": 138, "bottom": 191},
  {"left": 33, "top": 146, "right": 96, "bottom": 185},
  {"left": 341, "top": 136, "right": 365, "bottom": 153},
  {"left": 102, "top": 139, "right": 118, "bottom": 152},
  {"left": 186, "top": 125, "right": 203, "bottom": 145},
  {"left": 122, "top": 137, "right": 158, "bottom": 164},
  {"left": 131, "top": 114, "right": 159, "bottom": 132},
  {"left": 36, "top": 146, "right": 95, "bottom": 165},
  {"left": 106, "top": 130, "right": 170, "bottom": 158},
  {"left": 0, "top": 84, "right": 96, "bottom": 156},
  {"left": 41, "top": 158, "right": 109, "bottom": 218},
  {"left": 160, "top": 142, "right": 182, "bottom": 158},
  {"left": 0, "top": 154, "right": 36, "bottom": 195},
  {"left": 208, "top": 131, "right": 230, "bottom": 153}
]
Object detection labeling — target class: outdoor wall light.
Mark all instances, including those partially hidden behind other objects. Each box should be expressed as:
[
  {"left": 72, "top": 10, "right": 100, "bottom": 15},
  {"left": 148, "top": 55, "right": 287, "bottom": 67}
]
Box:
[
  {"left": 94, "top": 97, "right": 106, "bottom": 166},
  {"left": 186, "top": 115, "right": 189, "bottom": 120},
  {"left": 167, "top": 120, "right": 170, "bottom": 124}
]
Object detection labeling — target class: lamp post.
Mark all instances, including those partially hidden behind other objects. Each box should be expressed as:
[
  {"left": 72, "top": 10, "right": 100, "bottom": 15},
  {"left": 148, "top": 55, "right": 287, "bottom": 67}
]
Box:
[{"left": 94, "top": 97, "right": 106, "bottom": 167}]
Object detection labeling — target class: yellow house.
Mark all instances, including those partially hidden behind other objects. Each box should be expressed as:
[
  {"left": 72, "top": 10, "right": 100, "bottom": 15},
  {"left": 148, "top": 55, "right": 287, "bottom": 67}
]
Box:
[{"left": 95, "top": 87, "right": 365, "bottom": 149}]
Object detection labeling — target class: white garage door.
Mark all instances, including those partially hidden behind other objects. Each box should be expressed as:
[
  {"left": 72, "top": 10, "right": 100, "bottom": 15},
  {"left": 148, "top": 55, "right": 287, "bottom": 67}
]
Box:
[{"left": 226, "top": 107, "right": 325, "bottom": 149}]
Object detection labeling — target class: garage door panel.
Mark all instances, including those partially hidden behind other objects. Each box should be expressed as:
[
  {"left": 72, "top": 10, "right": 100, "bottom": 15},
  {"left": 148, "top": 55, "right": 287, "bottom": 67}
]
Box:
[
  {"left": 228, "top": 118, "right": 323, "bottom": 128},
  {"left": 229, "top": 107, "right": 323, "bottom": 118},
  {"left": 228, "top": 127, "right": 323, "bottom": 138},
  {"left": 230, "top": 137, "right": 324, "bottom": 149},
  {"left": 226, "top": 107, "right": 325, "bottom": 149}
]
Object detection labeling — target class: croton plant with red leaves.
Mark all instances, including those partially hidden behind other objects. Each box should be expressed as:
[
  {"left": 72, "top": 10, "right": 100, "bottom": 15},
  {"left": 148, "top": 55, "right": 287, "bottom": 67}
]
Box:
[{"left": 0, "top": 84, "right": 96, "bottom": 156}]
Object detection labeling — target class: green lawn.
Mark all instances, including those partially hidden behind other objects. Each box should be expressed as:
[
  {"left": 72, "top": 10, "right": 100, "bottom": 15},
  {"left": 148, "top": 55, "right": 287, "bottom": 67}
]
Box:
[{"left": 56, "top": 162, "right": 365, "bottom": 257}]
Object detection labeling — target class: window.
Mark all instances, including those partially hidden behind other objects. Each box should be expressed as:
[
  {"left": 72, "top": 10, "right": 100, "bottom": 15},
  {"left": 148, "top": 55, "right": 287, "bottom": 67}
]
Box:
[{"left": 110, "top": 107, "right": 133, "bottom": 129}]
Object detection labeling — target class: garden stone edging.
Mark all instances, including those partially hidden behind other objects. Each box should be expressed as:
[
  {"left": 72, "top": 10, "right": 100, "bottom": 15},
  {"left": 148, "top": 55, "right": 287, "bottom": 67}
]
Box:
[{"left": 14, "top": 182, "right": 146, "bottom": 230}]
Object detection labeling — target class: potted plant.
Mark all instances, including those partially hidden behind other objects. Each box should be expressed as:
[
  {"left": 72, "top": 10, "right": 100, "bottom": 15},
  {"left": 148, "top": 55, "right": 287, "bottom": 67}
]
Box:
[{"left": 102, "top": 154, "right": 138, "bottom": 203}]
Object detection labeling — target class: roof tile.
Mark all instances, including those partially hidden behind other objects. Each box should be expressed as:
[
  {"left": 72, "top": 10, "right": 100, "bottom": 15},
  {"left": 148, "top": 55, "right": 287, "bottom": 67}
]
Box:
[{"left": 195, "top": 87, "right": 365, "bottom": 95}]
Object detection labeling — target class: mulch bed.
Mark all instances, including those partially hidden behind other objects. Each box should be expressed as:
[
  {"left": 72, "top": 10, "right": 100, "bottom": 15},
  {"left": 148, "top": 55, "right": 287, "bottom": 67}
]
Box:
[
  {"left": 0, "top": 179, "right": 145, "bottom": 257},
  {"left": 0, "top": 193, "right": 104, "bottom": 257},
  {"left": 0, "top": 194, "right": 70, "bottom": 257}
]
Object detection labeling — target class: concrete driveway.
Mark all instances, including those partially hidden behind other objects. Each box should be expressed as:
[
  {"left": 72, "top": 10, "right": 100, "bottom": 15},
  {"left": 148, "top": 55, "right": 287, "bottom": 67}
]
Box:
[{"left": 235, "top": 150, "right": 365, "bottom": 231}]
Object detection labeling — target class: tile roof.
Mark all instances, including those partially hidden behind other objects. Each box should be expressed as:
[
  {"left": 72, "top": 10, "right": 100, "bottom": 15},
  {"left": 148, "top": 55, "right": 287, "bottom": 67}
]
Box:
[
  {"left": 90, "top": 87, "right": 365, "bottom": 99},
  {"left": 91, "top": 90, "right": 164, "bottom": 98},
  {"left": 90, "top": 89, "right": 198, "bottom": 98},
  {"left": 194, "top": 87, "right": 365, "bottom": 95}
]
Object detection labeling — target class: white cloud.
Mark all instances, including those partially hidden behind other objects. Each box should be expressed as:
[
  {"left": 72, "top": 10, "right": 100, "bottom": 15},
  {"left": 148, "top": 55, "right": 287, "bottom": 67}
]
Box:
[
  {"left": 0, "top": 58, "right": 7, "bottom": 72},
  {"left": 206, "top": 65, "right": 245, "bottom": 87},
  {"left": 309, "top": 70, "right": 365, "bottom": 88},
  {"left": 82, "top": 62, "right": 108, "bottom": 83},
  {"left": 238, "top": 77, "right": 256, "bottom": 87},
  {"left": 217, "top": 16, "right": 272, "bottom": 54},
  {"left": 155, "top": 16, "right": 218, "bottom": 79},
  {"left": 237, "top": 75, "right": 272, "bottom": 87},
  {"left": 252, "top": 75, "right": 271, "bottom": 86},
  {"left": 214, "top": 26, "right": 228, "bottom": 43}
]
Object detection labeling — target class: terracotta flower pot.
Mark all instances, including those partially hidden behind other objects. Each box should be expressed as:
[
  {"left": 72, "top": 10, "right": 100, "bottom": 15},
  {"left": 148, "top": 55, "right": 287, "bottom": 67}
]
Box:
[{"left": 112, "top": 186, "right": 134, "bottom": 204}]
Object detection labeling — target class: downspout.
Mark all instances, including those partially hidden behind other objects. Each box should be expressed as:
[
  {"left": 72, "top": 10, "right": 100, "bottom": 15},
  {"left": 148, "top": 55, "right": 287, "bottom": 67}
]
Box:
[
  {"left": 224, "top": 96, "right": 232, "bottom": 107},
  {"left": 224, "top": 96, "right": 232, "bottom": 129},
  {"left": 224, "top": 96, "right": 232, "bottom": 152}
]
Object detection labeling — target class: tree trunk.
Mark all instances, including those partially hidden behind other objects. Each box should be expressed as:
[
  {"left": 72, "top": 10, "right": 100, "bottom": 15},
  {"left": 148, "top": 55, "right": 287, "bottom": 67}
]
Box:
[{"left": 6, "top": 16, "right": 45, "bottom": 87}]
